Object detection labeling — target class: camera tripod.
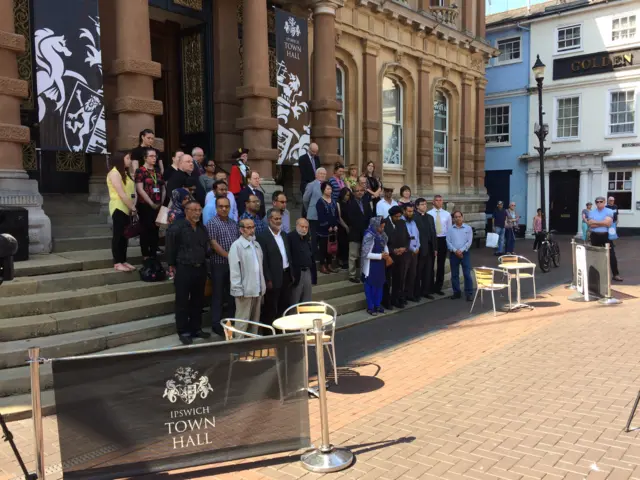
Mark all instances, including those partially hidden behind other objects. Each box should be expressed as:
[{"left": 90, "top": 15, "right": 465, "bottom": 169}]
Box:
[{"left": 0, "top": 413, "right": 37, "bottom": 480}]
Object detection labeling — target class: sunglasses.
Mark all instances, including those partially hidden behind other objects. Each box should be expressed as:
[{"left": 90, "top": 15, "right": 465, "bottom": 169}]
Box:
[{"left": 596, "top": 200, "right": 605, "bottom": 203}]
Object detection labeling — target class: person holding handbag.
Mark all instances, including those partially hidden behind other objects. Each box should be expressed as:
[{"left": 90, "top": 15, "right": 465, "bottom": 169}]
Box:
[
  {"left": 107, "top": 151, "right": 137, "bottom": 272},
  {"left": 361, "top": 216, "right": 390, "bottom": 316},
  {"left": 316, "top": 182, "right": 339, "bottom": 274},
  {"left": 135, "top": 148, "right": 165, "bottom": 260}
]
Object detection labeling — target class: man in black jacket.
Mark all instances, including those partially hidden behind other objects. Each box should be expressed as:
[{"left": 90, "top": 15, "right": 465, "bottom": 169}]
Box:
[
  {"left": 257, "top": 208, "right": 293, "bottom": 325},
  {"left": 237, "top": 171, "right": 266, "bottom": 218},
  {"left": 298, "top": 143, "right": 319, "bottom": 197},
  {"left": 415, "top": 197, "right": 437, "bottom": 300},
  {"left": 288, "top": 218, "right": 317, "bottom": 304},
  {"left": 165, "top": 154, "right": 206, "bottom": 207},
  {"left": 346, "top": 184, "right": 372, "bottom": 282},
  {"left": 383, "top": 206, "right": 410, "bottom": 309}
]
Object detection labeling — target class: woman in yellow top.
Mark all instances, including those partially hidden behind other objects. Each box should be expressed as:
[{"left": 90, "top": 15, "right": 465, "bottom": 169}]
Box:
[{"left": 107, "top": 151, "right": 137, "bottom": 272}]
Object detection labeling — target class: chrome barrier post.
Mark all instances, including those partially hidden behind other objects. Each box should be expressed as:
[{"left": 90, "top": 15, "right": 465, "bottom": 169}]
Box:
[
  {"left": 301, "top": 318, "right": 353, "bottom": 473},
  {"left": 566, "top": 238, "right": 577, "bottom": 289},
  {"left": 29, "top": 347, "right": 45, "bottom": 480},
  {"left": 599, "top": 243, "right": 622, "bottom": 306}
]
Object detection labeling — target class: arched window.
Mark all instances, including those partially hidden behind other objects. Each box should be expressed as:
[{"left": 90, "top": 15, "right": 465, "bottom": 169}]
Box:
[
  {"left": 433, "top": 90, "right": 448, "bottom": 169},
  {"left": 382, "top": 76, "right": 403, "bottom": 166},
  {"left": 336, "top": 64, "right": 346, "bottom": 159}
]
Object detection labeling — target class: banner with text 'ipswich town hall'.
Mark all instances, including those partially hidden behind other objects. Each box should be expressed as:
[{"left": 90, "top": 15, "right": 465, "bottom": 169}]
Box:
[
  {"left": 275, "top": 8, "right": 310, "bottom": 166},
  {"left": 32, "top": 0, "right": 107, "bottom": 153}
]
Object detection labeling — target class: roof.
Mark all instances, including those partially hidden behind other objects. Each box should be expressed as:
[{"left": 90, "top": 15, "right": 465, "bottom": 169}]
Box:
[{"left": 486, "top": 0, "right": 612, "bottom": 29}]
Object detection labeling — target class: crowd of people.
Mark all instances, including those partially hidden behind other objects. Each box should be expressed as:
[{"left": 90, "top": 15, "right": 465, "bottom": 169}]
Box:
[{"left": 107, "top": 133, "right": 480, "bottom": 344}]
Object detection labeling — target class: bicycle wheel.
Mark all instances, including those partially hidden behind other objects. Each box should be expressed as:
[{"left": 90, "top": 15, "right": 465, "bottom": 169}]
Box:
[
  {"left": 552, "top": 241, "right": 561, "bottom": 267},
  {"left": 538, "top": 243, "right": 551, "bottom": 273}
]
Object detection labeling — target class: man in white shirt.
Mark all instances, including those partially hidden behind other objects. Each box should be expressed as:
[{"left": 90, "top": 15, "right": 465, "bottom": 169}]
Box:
[
  {"left": 428, "top": 195, "right": 452, "bottom": 296},
  {"left": 376, "top": 187, "right": 398, "bottom": 218}
]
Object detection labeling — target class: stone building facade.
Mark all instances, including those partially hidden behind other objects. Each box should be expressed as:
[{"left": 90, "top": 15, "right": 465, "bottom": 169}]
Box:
[{"left": 0, "top": 0, "right": 495, "bottom": 254}]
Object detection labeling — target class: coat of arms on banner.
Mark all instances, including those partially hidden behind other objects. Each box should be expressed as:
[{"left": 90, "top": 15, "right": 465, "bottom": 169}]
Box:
[
  {"left": 163, "top": 367, "right": 214, "bottom": 405},
  {"left": 277, "top": 60, "right": 310, "bottom": 165}
]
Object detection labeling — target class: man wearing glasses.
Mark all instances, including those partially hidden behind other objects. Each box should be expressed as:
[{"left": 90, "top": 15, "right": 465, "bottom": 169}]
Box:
[
  {"left": 239, "top": 194, "right": 267, "bottom": 235},
  {"left": 229, "top": 218, "right": 267, "bottom": 334},
  {"left": 588, "top": 196, "right": 623, "bottom": 282}
]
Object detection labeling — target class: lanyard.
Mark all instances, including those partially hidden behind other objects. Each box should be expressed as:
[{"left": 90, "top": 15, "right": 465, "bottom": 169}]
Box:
[{"left": 148, "top": 169, "right": 157, "bottom": 186}]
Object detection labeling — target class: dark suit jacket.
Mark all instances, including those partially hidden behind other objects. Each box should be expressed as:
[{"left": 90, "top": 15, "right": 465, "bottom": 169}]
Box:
[
  {"left": 165, "top": 170, "right": 206, "bottom": 207},
  {"left": 257, "top": 229, "right": 293, "bottom": 289},
  {"left": 236, "top": 186, "right": 266, "bottom": 218},
  {"left": 288, "top": 232, "right": 318, "bottom": 286},
  {"left": 385, "top": 218, "right": 410, "bottom": 252},
  {"left": 416, "top": 212, "right": 437, "bottom": 255},
  {"left": 346, "top": 198, "right": 373, "bottom": 243},
  {"left": 298, "top": 153, "right": 319, "bottom": 193}
]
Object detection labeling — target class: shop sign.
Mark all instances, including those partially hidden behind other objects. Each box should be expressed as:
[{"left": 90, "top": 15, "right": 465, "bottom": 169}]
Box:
[{"left": 553, "top": 48, "right": 639, "bottom": 80}]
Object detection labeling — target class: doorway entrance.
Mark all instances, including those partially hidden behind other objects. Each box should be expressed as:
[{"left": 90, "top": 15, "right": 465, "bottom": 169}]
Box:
[{"left": 549, "top": 170, "right": 579, "bottom": 233}]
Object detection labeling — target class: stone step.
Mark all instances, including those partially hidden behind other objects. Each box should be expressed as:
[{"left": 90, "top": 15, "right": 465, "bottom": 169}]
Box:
[
  {"left": 52, "top": 235, "right": 113, "bottom": 253},
  {"left": 312, "top": 279, "right": 363, "bottom": 302},
  {"left": 0, "top": 280, "right": 173, "bottom": 320},
  {"left": 52, "top": 224, "right": 112, "bottom": 238},
  {"left": 15, "top": 249, "right": 144, "bottom": 277},
  {"left": 47, "top": 213, "right": 109, "bottom": 226}
]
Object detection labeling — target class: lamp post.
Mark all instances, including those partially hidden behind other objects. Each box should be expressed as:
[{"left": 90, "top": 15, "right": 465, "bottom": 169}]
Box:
[{"left": 532, "top": 55, "right": 550, "bottom": 231}]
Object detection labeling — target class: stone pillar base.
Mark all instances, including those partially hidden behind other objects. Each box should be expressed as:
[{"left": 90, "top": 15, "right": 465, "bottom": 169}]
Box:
[
  {"left": 0, "top": 169, "right": 52, "bottom": 254},
  {"left": 88, "top": 174, "right": 111, "bottom": 220}
]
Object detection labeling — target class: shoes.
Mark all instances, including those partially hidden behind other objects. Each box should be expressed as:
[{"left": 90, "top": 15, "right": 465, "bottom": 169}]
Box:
[
  {"left": 533, "top": 249, "right": 538, "bottom": 252},
  {"left": 406, "top": 297, "right": 419, "bottom": 303},
  {"left": 341, "top": 264, "right": 349, "bottom": 270},
  {"left": 434, "top": 290, "right": 445, "bottom": 296},
  {"left": 382, "top": 303, "right": 393, "bottom": 311},
  {"left": 423, "top": 294, "right": 434, "bottom": 300},
  {"left": 612, "top": 275, "right": 624, "bottom": 282},
  {"left": 349, "top": 278, "right": 360, "bottom": 284},
  {"left": 191, "top": 330, "right": 211, "bottom": 339},
  {"left": 319, "top": 265, "right": 330, "bottom": 274},
  {"left": 376, "top": 306, "right": 385, "bottom": 314},
  {"left": 392, "top": 300, "right": 405, "bottom": 308},
  {"left": 328, "top": 266, "right": 340, "bottom": 273},
  {"left": 466, "top": 295, "right": 473, "bottom": 302},
  {"left": 114, "top": 263, "right": 130, "bottom": 272},
  {"left": 367, "top": 309, "right": 377, "bottom": 316},
  {"left": 450, "top": 293, "right": 461, "bottom": 300},
  {"left": 179, "top": 334, "right": 193, "bottom": 345}
]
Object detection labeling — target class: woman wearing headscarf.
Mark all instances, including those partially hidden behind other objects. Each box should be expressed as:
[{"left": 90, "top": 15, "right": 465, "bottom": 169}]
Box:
[
  {"left": 167, "top": 188, "right": 192, "bottom": 225},
  {"left": 361, "top": 216, "right": 390, "bottom": 316}
]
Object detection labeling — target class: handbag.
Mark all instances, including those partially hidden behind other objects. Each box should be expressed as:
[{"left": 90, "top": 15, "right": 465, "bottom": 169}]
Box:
[
  {"left": 608, "top": 222, "right": 618, "bottom": 241},
  {"left": 124, "top": 213, "right": 142, "bottom": 239},
  {"left": 327, "top": 233, "right": 338, "bottom": 256},
  {"left": 486, "top": 232, "right": 499, "bottom": 249},
  {"left": 155, "top": 206, "right": 169, "bottom": 226}
]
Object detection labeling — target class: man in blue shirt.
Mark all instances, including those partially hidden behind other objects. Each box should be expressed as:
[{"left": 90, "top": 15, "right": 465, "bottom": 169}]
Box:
[
  {"left": 403, "top": 204, "right": 421, "bottom": 302},
  {"left": 446, "top": 210, "right": 474, "bottom": 301},
  {"left": 492, "top": 201, "right": 507, "bottom": 256},
  {"left": 588, "top": 196, "right": 622, "bottom": 282}
]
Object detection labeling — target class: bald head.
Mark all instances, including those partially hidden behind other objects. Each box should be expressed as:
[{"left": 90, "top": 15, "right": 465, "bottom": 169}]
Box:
[
  {"left": 309, "top": 143, "right": 318, "bottom": 156},
  {"left": 179, "top": 154, "right": 194, "bottom": 174}
]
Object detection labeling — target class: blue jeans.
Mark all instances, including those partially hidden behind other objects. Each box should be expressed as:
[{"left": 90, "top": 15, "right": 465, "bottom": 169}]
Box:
[
  {"left": 364, "top": 282, "right": 383, "bottom": 310},
  {"left": 449, "top": 251, "right": 473, "bottom": 296},
  {"left": 495, "top": 226, "right": 505, "bottom": 253},
  {"left": 505, "top": 228, "right": 516, "bottom": 253}
]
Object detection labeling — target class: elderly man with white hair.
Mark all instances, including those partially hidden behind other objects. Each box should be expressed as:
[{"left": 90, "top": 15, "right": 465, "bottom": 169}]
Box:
[
  {"left": 303, "top": 167, "right": 327, "bottom": 260},
  {"left": 191, "top": 147, "right": 206, "bottom": 176}
]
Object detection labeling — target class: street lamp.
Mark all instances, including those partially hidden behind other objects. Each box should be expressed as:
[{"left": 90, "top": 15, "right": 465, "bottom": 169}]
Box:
[{"left": 532, "top": 55, "right": 550, "bottom": 230}]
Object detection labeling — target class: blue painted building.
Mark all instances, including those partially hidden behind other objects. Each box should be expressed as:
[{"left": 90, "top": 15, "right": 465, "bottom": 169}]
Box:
[{"left": 484, "top": 14, "right": 531, "bottom": 228}]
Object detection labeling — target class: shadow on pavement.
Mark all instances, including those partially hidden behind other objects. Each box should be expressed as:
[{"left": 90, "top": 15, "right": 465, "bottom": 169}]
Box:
[
  {"left": 327, "top": 367, "right": 385, "bottom": 395},
  {"left": 526, "top": 301, "right": 561, "bottom": 308}
]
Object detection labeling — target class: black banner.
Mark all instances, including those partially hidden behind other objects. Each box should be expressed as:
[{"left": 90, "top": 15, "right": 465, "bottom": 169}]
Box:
[
  {"left": 33, "top": 0, "right": 107, "bottom": 153},
  {"left": 553, "top": 48, "right": 638, "bottom": 80},
  {"left": 52, "top": 334, "right": 309, "bottom": 479},
  {"left": 275, "top": 9, "right": 310, "bottom": 166}
]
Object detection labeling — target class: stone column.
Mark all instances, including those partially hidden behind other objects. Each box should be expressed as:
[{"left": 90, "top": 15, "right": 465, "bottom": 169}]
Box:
[
  {"left": 460, "top": 74, "right": 474, "bottom": 193},
  {"left": 0, "top": 2, "right": 50, "bottom": 253},
  {"left": 236, "top": 0, "right": 278, "bottom": 183},
  {"left": 213, "top": 0, "right": 241, "bottom": 167},
  {"left": 577, "top": 169, "right": 589, "bottom": 236},
  {"left": 592, "top": 168, "right": 603, "bottom": 199},
  {"left": 526, "top": 171, "right": 537, "bottom": 236},
  {"left": 544, "top": 171, "right": 550, "bottom": 231},
  {"left": 476, "top": 0, "right": 486, "bottom": 39},
  {"left": 462, "top": 0, "right": 474, "bottom": 35},
  {"left": 362, "top": 40, "right": 381, "bottom": 174},
  {"left": 311, "top": 0, "right": 343, "bottom": 169},
  {"left": 474, "top": 78, "right": 487, "bottom": 192},
  {"left": 417, "top": 59, "right": 433, "bottom": 193},
  {"left": 112, "top": 0, "right": 163, "bottom": 152}
]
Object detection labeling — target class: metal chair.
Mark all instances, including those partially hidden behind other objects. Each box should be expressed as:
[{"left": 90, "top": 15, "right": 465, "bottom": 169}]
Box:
[
  {"left": 470, "top": 267, "right": 511, "bottom": 316},
  {"left": 220, "top": 318, "right": 284, "bottom": 406},
  {"left": 499, "top": 254, "right": 537, "bottom": 299},
  {"left": 283, "top": 302, "right": 339, "bottom": 385}
]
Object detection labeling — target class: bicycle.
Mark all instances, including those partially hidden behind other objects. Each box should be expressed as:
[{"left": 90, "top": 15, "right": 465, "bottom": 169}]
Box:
[{"left": 537, "top": 230, "right": 560, "bottom": 273}]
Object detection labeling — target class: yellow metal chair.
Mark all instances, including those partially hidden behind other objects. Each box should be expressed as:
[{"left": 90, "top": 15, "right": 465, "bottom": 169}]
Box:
[
  {"left": 499, "top": 254, "right": 537, "bottom": 299},
  {"left": 470, "top": 267, "right": 511, "bottom": 316}
]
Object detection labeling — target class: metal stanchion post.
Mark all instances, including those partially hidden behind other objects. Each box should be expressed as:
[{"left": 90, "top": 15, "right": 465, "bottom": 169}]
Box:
[
  {"left": 599, "top": 244, "right": 621, "bottom": 305},
  {"left": 625, "top": 390, "right": 640, "bottom": 432},
  {"left": 301, "top": 318, "right": 353, "bottom": 473},
  {"left": 566, "top": 239, "right": 577, "bottom": 289},
  {"left": 29, "top": 347, "right": 45, "bottom": 480}
]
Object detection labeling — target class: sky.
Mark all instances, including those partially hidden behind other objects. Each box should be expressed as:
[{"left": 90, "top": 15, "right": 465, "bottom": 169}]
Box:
[{"left": 485, "top": 0, "right": 550, "bottom": 15}]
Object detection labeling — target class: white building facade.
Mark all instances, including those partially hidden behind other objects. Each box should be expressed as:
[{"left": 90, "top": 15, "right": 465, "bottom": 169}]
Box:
[{"left": 525, "top": 0, "right": 640, "bottom": 236}]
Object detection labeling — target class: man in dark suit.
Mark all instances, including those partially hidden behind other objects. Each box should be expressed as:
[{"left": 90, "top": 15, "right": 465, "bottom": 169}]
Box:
[
  {"left": 346, "top": 183, "right": 373, "bottom": 283},
  {"left": 165, "top": 154, "right": 207, "bottom": 207},
  {"left": 257, "top": 208, "right": 293, "bottom": 325},
  {"left": 415, "top": 197, "right": 437, "bottom": 300},
  {"left": 288, "top": 217, "right": 317, "bottom": 304},
  {"left": 298, "top": 143, "right": 320, "bottom": 198},
  {"left": 237, "top": 170, "right": 266, "bottom": 218},
  {"left": 383, "top": 206, "right": 410, "bottom": 310}
]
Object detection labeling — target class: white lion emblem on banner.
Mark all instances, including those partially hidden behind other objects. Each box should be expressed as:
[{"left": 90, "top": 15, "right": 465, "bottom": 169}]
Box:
[
  {"left": 284, "top": 17, "right": 301, "bottom": 37},
  {"left": 163, "top": 367, "right": 213, "bottom": 405},
  {"left": 276, "top": 60, "right": 310, "bottom": 165}
]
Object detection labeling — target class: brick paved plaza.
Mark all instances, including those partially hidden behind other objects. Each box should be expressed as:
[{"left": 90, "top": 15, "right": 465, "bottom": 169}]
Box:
[{"left": 2, "top": 239, "right": 640, "bottom": 480}]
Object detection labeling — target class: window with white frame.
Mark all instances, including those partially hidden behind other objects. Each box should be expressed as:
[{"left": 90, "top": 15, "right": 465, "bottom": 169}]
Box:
[
  {"left": 609, "top": 90, "right": 636, "bottom": 135},
  {"left": 556, "top": 24, "right": 582, "bottom": 52},
  {"left": 612, "top": 14, "right": 636, "bottom": 42},
  {"left": 336, "top": 65, "right": 346, "bottom": 159},
  {"left": 485, "top": 105, "right": 511, "bottom": 145},
  {"left": 496, "top": 37, "right": 521, "bottom": 64},
  {"left": 607, "top": 171, "right": 633, "bottom": 210},
  {"left": 433, "top": 91, "right": 448, "bottom": 169},
  {"left": 382, "top": 76, "right": 402, "bottom": 166},
  {"left": 555, "top": 96, "right": 580, "bottom": 140}
]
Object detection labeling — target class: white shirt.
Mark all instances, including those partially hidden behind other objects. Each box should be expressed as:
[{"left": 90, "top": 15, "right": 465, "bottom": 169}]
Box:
[
  {"left": 428, "top": 208, "right": 452, "bottom": 237},
  {"left": 376, "top": 198, "right": 398, "bottom": 218},
  {"left": 205, "top": 191, "right": 238, "bottom": 222},
  {"left": 269, "top": 227, "right": 289, "bottom": 269}
]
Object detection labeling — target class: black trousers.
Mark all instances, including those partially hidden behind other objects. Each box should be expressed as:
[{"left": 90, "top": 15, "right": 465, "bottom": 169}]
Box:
[
  {"left": 138, "top": 203, "right": 159, "bottom": 258},
  {"left": 404, "top": 252, "right": 418, "bottom": 299},
  {"left": 415, "top": 249, "right": 435, "bottom": 297},
  {"left": 383, "top": 252, "right": 409, "bottom": 305},
  {"left": 533, "top": 232, "right": 544, "bottom": 250},
  {"left": 309, "top": 220, "right": 319, "bottom": 261},
  {"left": 338, "top": 225, "right": 349, "bottom": 267},
  {"left": 210, "top": 263, "right": 234, "bottom": 335},
  {"left": 261, "top": 269, "right": 292, "bottom": 326},
  {"left": 318, "top": 236, "right": 332, "bottom": 267},
  {"left": 174, "top": 264, "right": 207, "bottom": 335},
  {"left": 111, "top": 209, "right": 130, "bottom": 264},
  {"left": 433, "top": 236, "right": 448, "bottom": 292},
  {"left": 590, "top": 232, "right": 620, "bottom": 277}
]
